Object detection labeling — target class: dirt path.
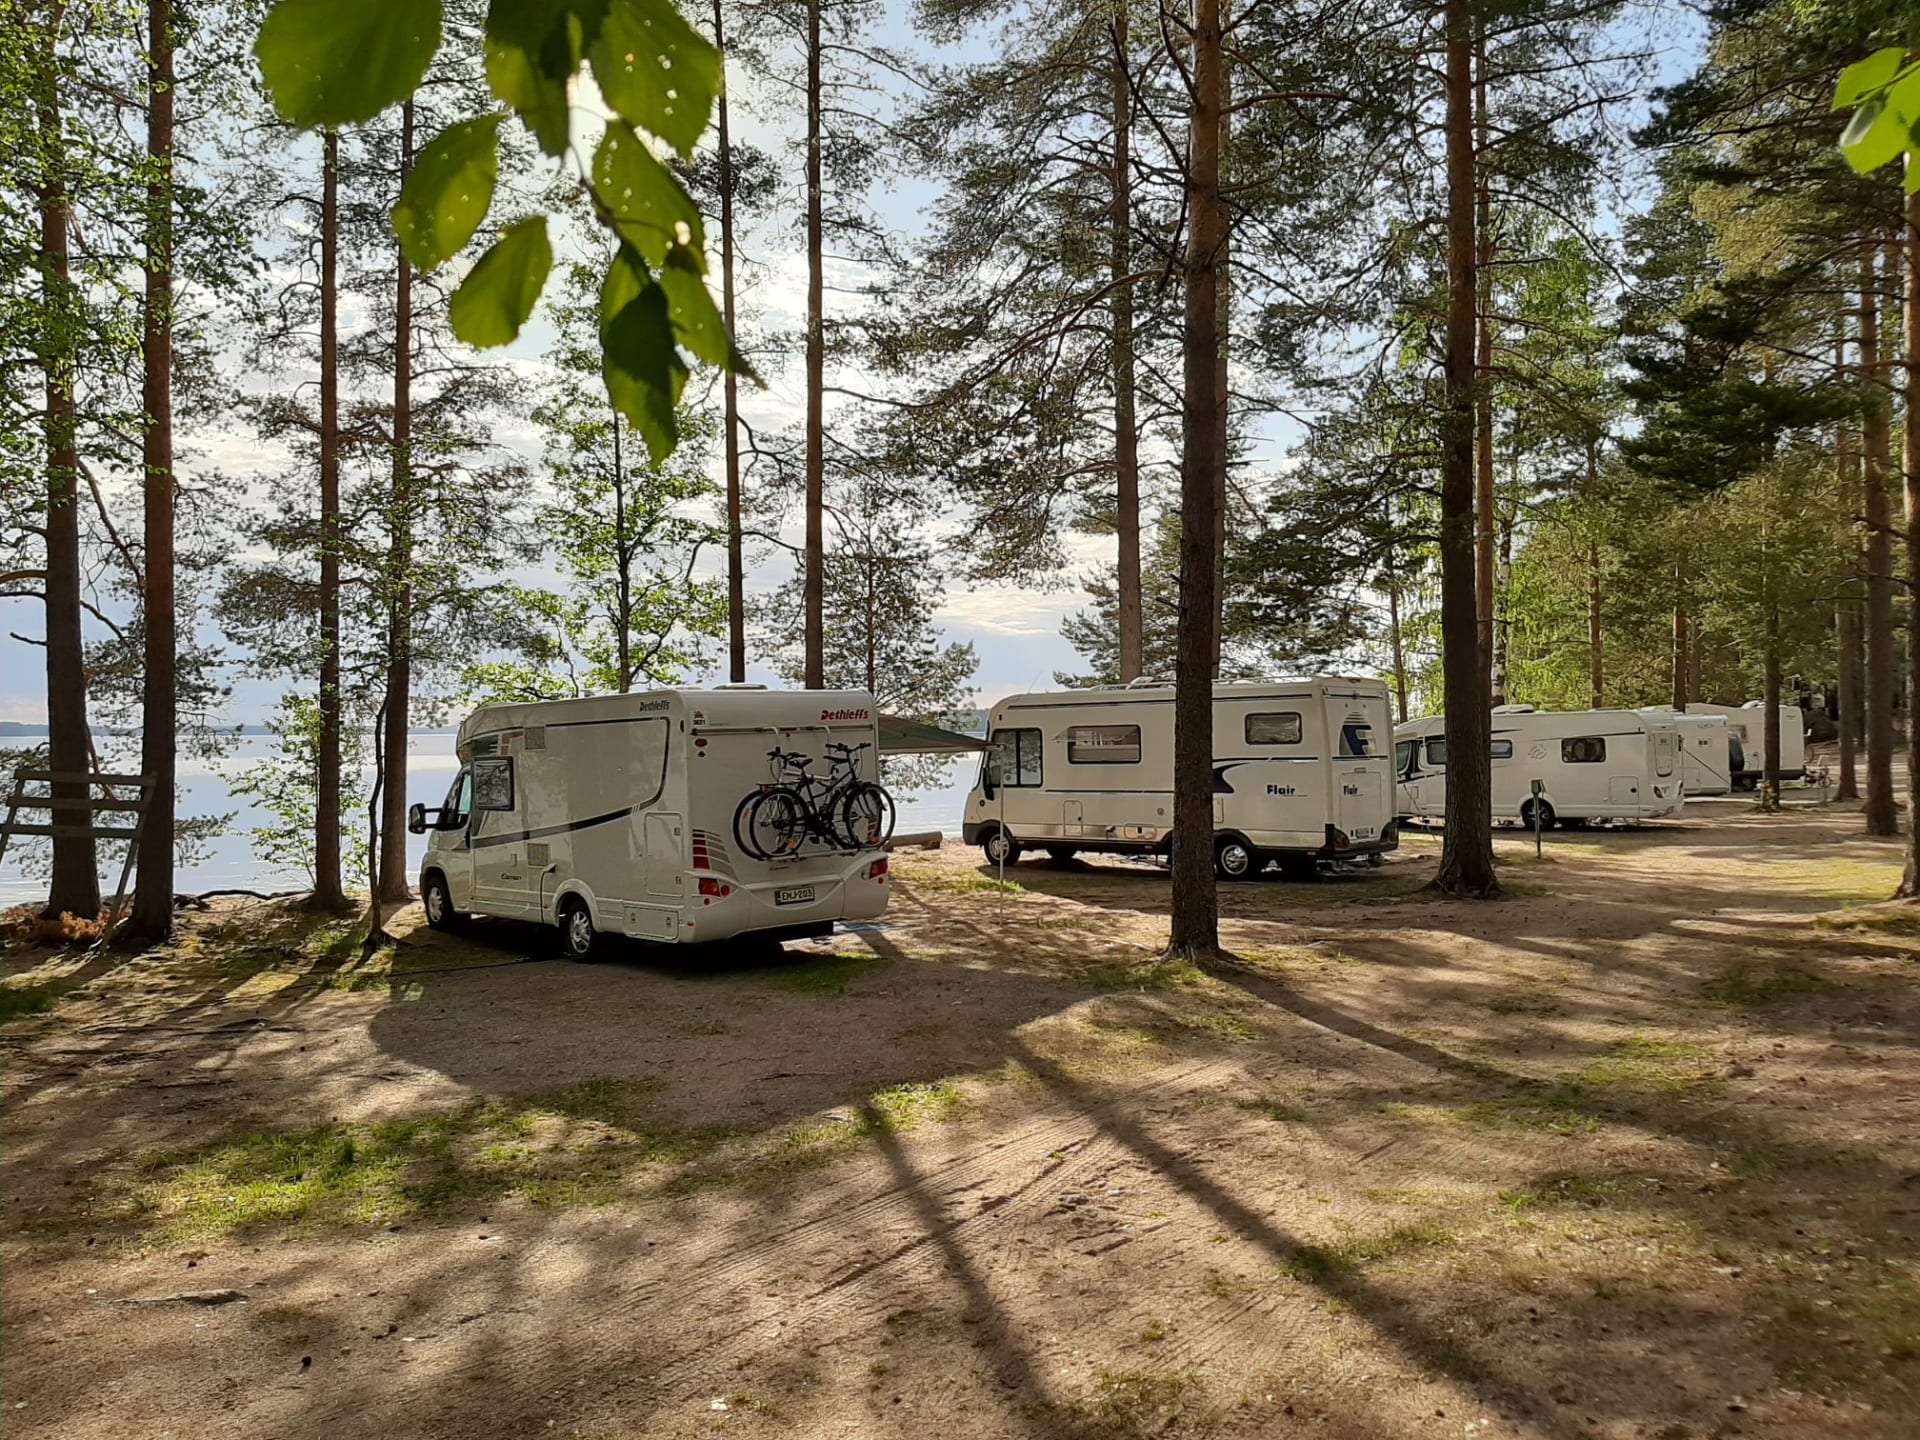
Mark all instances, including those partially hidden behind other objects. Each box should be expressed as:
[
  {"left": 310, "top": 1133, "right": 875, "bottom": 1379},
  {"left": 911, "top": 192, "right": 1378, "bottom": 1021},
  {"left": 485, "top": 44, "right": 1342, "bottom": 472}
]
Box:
[{"left": 2, "top": 803, "right": 1915, "bottom": 1438}]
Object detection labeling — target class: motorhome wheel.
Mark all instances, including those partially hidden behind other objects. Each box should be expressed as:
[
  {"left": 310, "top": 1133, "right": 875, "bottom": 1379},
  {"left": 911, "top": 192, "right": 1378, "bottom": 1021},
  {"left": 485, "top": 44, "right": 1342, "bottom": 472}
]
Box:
[
  {"left": 982, "top": 829, "right": 1021, "bottom": 867},
  {"left": 422, "top": 872, "right": 461, "bottom": 931},
  {"left": 1214, "top": 836, "right": 1256, "bottom": 880},
  {"left": 559, "top": 899, "right": 599, "bottom": 960}
]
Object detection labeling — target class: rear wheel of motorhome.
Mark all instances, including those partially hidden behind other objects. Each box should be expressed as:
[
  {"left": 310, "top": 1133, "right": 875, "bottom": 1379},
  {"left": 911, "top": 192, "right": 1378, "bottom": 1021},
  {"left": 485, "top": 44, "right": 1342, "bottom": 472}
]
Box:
[
  {"left": 981, "top": 828, "right": 1020, "bottom": 867},
  {"left": 1521, "top": 798, "right": 1556, "bottom": 831},
  {"left": 734, "top": 787, "right": 805, "bottom": 860},
  {"left": 421, "top": 871, "right": 461, "bottom": 931},
  {"left": 1214, "top": 835, "right": 1258, "bottom": 881},
  {"left": 558, "top": 897, "right": 599, "bottom": 961},
  {"left": 836, "top": 782, "right": 895, "bottom": 850}
]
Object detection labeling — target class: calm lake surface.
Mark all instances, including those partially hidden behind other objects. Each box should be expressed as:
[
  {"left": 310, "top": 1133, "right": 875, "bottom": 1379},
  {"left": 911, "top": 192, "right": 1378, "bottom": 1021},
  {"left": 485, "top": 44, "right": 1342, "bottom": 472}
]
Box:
[{"left": 0, "top": 732, "right": 975, "bottom": 907}]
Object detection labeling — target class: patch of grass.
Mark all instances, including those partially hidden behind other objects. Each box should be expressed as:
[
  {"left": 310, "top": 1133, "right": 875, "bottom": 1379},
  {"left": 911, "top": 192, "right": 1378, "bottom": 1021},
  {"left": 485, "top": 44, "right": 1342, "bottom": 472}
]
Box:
[
  {"left": 759, "top": 953, "right": 886, "bottom": 994},
  {"left": 1075, "top": 1369, "right": 1194, "bottom": 1437},
  {"left": 723, "top": 1080, "right": 971, "bottom": 1183},
  {"left": 1499, "top": 1174, "right": 1624, "bottom": 1216},
  {"left": 1137, "top": 1319, "right": 1166, "bottom": 1343},
  {"left": 1700, "top": 964, "right": 1834, "bottom": 1008},
  {"left": 1278, "top": 1220, "right": 1455, "bottom": 1283},
  {"left": 1558, "top": 1032, "right": 1720, "bottom": 1097},
  {"left": 1204, "top": 1268, "right": 1256, "bottom": 1299},
  {"left": 903, "top": 869, "right": 1024, "bottom": 895},
  {"left": 1079, "top": 955, "right": 1208, "bottom": 991},
  {"left": 1182, "top": 1010, "right": 1257, "bottom": 1043},
  {"left": 1815, "top": 902, "right": 1920, "bottom": 938},
  {"left": 0, "top": 979, "right": 62, "bottom": 1023},
  {"left": 1232, "top": 1093, "right": 1306, "bottom": 1123}
]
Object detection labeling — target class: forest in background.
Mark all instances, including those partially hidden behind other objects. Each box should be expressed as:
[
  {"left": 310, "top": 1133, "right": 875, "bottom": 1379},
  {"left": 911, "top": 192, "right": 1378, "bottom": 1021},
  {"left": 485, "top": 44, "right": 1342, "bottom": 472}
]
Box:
[{"left": 4, "top": 0, "right": 1920, "bottom": 948}]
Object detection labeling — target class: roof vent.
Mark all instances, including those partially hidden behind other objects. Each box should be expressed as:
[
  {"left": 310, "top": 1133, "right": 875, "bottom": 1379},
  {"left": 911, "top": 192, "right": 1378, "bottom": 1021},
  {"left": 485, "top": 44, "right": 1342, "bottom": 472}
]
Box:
[
  {"left": 1491, "top": 703, "right": 1536, "bottom": 714},
  {"left": 711, "top": 683, "right": 768, "bottom": 690}
]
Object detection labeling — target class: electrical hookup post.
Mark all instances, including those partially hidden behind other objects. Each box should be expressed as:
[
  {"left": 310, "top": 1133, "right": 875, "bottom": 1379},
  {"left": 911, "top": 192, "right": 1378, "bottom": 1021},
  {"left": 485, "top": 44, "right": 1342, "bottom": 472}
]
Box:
[{"left": 1530, "top": 778, "right": 1545, "bottom": 860}]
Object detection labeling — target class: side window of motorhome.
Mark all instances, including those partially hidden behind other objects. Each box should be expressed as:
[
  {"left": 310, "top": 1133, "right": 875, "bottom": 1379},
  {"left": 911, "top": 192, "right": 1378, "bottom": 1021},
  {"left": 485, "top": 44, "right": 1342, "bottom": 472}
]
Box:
[
  {"left": 1562, "top": 737, "right": 1606, "bottom": 764},
  {"left": 1245, "top": 712, "right": 1302, "bottom": 745},
  {"left": 1490, "top": 740, "right": 1514, "bottom": 759},
  {"left": 1394, "top": 739, "right": 1414, "bottom": 776},
  {"left": 472, "top": 757, "right": 515, "bottom": 810},
  {"left": 1425, "top": 738, "right": 1448, "bottom": 767},
  {"left": 1338, "top": 722, "right": 1374, "bottom": 757},
  {"left": 1067, "top": 724, "right": 1141, "bottom": 764},
  {"left": 440, "top": 769, "right": 473, "bottom": 830},
  {"left": 991, "top": 728, "right": 1043, "bottom": 787}
]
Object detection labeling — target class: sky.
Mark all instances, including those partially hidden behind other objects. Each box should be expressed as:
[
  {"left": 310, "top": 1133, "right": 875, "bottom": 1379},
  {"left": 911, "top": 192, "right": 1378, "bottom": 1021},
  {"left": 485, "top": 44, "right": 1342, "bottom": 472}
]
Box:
[{"left": 0, "top": 0, "right": 1709, "bottom": 728}]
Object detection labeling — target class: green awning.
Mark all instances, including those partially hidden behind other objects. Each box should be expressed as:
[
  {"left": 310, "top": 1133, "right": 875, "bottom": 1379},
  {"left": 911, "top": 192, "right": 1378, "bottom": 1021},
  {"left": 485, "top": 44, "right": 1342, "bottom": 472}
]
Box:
[{"left": 878, "top": 714, "right": 992, "bottom": 754}]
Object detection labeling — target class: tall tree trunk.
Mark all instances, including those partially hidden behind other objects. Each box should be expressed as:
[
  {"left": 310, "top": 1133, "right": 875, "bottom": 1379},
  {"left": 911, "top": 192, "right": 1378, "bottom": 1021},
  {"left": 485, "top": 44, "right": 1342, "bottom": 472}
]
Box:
[
  {"left": 1493, "top": 503, "right": 1512, "bottom": 702},
  {"left": 1209, "top": 0, "right": 1230, "bottom": 677},
  {"left": 1900, "top": 192, "right": 1920, "bottom": 894},
  {"left": 377, "top": 102, "right": 415, "bottom": 908},
  {"left": 614, "top": 416, "right": 631, "bottom": 691},
  {"left": 1762, "top": 601, "right": 1782, "bottom": 810},
  {"left": 1167, "top": 0, "right": 1223, "bottom": 958},
  {"left": 312, "top": 130, "right": 348, "bottom": 909},
  {"left": 36, "top": 2, "right": 100, "bottom": 921},
  {"left": 1433, "top": 0, "right": 1496, "bottom": 897},
  {"left": 1588, "top": 539, "right": 1603, "bottom": 710},
  {"left": 1474, "top": 37, "right": 1497, "bottom": 704},
  {"left": 801, "top": 0, "right": 824, "bottom": 689},
  {"left": 1671, "top": 556, "right": 1688, "bottom": 711},
  {"left": 127, "top": 0, "right": 175, "bottom": 940},
  {"left": 1385, "top": 532, "right": 1409, "bottom": 723},
  {"left": 1862, "top": 249, "right": 1898, "bottom": 836},
  {"left": 1836, "top": 338, "right": 1859, "bottom": 801},
  {"left": 715, "top": 0, "right": 746, "bottom": 683},
  {"left": 1111, "top": 2, "right": 1142, "bottom": 684}
]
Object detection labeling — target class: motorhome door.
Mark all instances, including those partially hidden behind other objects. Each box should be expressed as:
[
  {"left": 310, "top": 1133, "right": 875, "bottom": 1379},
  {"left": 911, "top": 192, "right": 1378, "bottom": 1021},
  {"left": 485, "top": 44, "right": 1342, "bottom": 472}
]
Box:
[{"left": 468, "top": 754, "right": 532, "bottom": 916}]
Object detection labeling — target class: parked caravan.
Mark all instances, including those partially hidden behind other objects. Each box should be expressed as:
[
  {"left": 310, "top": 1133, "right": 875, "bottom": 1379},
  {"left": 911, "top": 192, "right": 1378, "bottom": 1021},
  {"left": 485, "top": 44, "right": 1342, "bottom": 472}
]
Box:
[
  {"left": 1395, "top": 705, "right": 1685, "bottom": 827},
  {"left": 960, "top": 678, "right": 1399, "bottom": 879},
  {"left": 1682, "top": 702, "right": 1806, "bottom": 788},
  {"left": 1637, "top": 708, "right": 1733, "bottom": 797},
  {"left": 410, "top": 688, "right": 894, "bottom": 957}
]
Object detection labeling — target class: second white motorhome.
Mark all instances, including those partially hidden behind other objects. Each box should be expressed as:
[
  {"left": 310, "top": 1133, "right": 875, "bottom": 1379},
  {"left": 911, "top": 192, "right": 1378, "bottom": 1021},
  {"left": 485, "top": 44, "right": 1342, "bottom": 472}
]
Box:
[
  {"left": 410, "top": 687, "right": 894, "bottom": 957},
  {"left": 1638, "top": 708, "right": 1733, "bottom": 797},
  {"left": 960, "top": 677, "right": 1399, "bottom": 879},
  {"left": 1395, "top": 706, "right": 1684, "bottom": 827},
  {"left": 1682, "top": 702, "right": 1807, "bottom": 788}
]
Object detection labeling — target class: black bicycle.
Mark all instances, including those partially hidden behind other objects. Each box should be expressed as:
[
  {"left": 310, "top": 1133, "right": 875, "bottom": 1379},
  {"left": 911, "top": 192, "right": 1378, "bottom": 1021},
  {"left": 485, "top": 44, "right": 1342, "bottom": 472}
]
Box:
[{"left": 732, "top": 742, "right": 896, "bottom": 860}]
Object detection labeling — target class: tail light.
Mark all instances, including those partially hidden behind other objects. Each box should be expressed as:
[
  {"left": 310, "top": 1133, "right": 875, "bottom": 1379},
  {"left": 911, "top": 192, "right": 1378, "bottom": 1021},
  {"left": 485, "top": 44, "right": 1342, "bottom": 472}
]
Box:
[
  {"left": 697, "top": 877, "right": 733, "bottom": 898},
  {"left": 1329, "top": 827, "right": 1352, "bottom": 851},
  {"left": 866, "top": 858, "right": 889, "bottom": 882}
]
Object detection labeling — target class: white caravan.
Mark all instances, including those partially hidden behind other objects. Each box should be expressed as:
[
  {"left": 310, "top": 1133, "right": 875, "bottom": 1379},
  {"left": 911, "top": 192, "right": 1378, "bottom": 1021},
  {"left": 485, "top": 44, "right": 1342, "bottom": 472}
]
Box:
[
  {"left": 1394, "top": 705, "right": 1684, "bottom": 828},
  {"left": 411, "top": 688, "right": 893, "bottom": 957},
  {"left": 960, "top": 678, "right": 1399, "bottom": 879},
  {"left": 1637, "top": 708, "right": 1733, "bottom": 796},
  {"left": 1682, "top": 702, "right": 1807, "bottom": 788}
]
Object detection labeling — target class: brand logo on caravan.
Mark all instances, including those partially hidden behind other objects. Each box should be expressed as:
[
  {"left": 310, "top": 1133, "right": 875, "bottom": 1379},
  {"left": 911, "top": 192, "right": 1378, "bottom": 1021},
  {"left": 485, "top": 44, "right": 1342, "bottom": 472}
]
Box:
[{"left": 821, "top": 708, "right": 871, "bottom": 721}]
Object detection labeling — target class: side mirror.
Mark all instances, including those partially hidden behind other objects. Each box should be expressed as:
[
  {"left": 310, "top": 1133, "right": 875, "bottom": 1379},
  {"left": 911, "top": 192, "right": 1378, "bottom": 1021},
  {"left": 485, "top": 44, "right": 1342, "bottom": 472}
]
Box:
[{"left": 407, "top": 803, "right": 427, "bottom": 835}]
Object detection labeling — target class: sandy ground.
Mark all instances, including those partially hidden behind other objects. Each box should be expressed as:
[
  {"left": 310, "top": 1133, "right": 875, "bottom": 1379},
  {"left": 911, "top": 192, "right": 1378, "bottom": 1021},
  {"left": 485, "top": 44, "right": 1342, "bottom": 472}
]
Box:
[{"left": 1, "top": 798, "right": 1916, "bottom": 1439}]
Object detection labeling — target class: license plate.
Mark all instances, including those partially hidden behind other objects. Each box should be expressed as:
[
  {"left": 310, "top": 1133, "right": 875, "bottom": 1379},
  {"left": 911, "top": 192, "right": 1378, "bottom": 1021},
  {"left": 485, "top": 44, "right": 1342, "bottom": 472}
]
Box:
[
  {"left": 1351, "top": 827, "right": 1376, "bottom": 840},
  {"left": 775, "top": 885, "right": 815, "bottom": 906}
]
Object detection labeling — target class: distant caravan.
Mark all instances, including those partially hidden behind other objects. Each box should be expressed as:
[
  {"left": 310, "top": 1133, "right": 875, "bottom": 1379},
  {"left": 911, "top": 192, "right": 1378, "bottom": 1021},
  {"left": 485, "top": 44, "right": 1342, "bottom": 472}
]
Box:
[
  {"left": 1682, "top": 702, "right": 1807, "bottom": 789},
  {"left": 960, "top": 677, "right": 1400, "bottom": 880},
  {"left": 1395, "top": 705, "right": 1685, "bottom": 829},
  {"left": 1637, "top": 707, "right": 1733, "bottom": 797}
]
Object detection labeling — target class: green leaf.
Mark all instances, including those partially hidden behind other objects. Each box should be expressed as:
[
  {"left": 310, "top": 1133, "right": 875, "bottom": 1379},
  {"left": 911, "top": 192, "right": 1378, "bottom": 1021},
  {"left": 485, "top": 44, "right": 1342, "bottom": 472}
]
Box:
[
  {"left": 591, "top": 121, "right": 703, "bottom": 266},
  {"left": 1835, "top": 49, "right": 1907, "bottom": 110},
  {"left": 588, "top": 0, "right": 721, "bottom": 160},
  {"left": 450, "top": 217, "right": 553, "bottom": 347},
  {"left": 256, "top": 0, "right": 444, "bottom": 128},
  {"left": 483, "top": 0, "right": 609, "bottom": 155},
  {"left": 1888, "top": 67, "right": 1920, "bottom": 126},
  {"left": 1907, "top": 151, "right": 1920, "bottom": 195},
  {"left": 658, "top": 246, "right": 730, "bottom": 365},
  {"left": 602, "top": 270, "right": 684, "bottom": 463},
  {"left": 393, "top": 116, "right": 504, "bottom": 272},
  {"left": 1841, "top": 100, "right": 1908, "bottom": 175}
]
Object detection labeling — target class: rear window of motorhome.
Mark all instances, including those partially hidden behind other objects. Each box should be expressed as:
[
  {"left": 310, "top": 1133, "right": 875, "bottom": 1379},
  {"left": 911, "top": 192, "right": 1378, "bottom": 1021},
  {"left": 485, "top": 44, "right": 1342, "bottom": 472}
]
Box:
[
  {"left": 1245, "top": 712, "right": 1302, "bottom": 745},
  {"left": 1067, "top": 724, "right": 1141, "bottom": 764},
  {"left": 1395, "top": 739, "right": 1413, "bottom": 774},
  {"left": 1425, "top": 738, "right": 1447, "bottom": 766},
  {"left": 994, "top": 728, "right": 1043, "bottom": 786},
  {"left": 1562, "top": 737, "right": 1606, "bottom": 764},
  {"left": 1339, "top": 723, "right": 1375, "bottom": 757},
  {"left": 472, "top": 757, "right": 515, "bottom": 810}
]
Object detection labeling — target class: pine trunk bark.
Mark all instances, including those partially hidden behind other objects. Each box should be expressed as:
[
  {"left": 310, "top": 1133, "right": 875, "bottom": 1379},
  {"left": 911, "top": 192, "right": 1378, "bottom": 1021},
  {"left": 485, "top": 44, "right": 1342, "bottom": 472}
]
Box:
[
  {"left": 1862, "top": 251, "right": 1898, "bottom": 836},
  {"left": 715, "top": 0, "right": 746, "bottom": 683},
  {"left": 1433, "top": 0, "right": 1496, "bottom": 897},
  {"left": 36, "top": 3, "right": 101, "bottom": 921},
  {"left": 801, "top": 0, "right": 824, "bottom": 689},
  {"left": 1900, "top": 193, "right": 1920, "bottom": 894},
  {"left": 1167, "top": 0, "right": 1223, "bottom": 958},
  {"left": 1474, "top": 41, "right": 1496, "bottom": 705},
  {"left": 1836, "top": 355, "right": 1859, "bottom": 800},
  {"left": 1386, "top": 535, "right": 1409, "bottom": 723},
  {"left": 1588, "top": 538, "right": 1603, "bottom": 710},
  {"left": 127, "top": 0, "right": 176, "bottom": 941},
  {"left": 1112, "top": 2, "right": 1142, "bottom": 684},
  {"left": 377, "top": 102, "right": 414, "bottom": 908},
  {"left": 1671, "top": 557, "right": 1688, "bottom": 711},
  {"left": 312, "top": 130, "right": 348, "bottom": 909},
  {"left": 1209, "top": 0, "right": 1230, "bottom": 677},
  {"left": 1762, "top": 603, "right": 1782, "bottom": 809}
]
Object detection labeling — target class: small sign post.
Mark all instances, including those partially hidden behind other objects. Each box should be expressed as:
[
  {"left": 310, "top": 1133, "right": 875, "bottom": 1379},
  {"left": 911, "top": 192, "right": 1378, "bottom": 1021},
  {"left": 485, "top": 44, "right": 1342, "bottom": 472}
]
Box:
[{"left": 1529, "top": 778, "right": 1545, "bottom": 859}]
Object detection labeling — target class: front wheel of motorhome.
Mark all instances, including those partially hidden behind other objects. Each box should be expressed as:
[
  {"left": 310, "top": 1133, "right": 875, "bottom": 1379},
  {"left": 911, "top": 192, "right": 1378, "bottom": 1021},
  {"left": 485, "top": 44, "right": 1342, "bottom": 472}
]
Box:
[
  {"left": 421, "top": 871, "right": 462, "bottom": 931},
  {"left": 558, "top": 898, "right": 600, "bottom": 961},
  {"left": 1214, "top": 836, "right": 1258, "bottom": 881},
  {"left": 981, "top": 828, "right": 1021, "bottom": 867}
]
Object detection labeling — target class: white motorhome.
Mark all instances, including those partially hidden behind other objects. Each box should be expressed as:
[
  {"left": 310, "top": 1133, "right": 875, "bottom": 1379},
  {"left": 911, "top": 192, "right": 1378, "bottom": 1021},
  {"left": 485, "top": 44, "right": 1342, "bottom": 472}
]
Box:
[
  {"left": 1395, "top": 705, "right": 1685, "bottom": 828},
  {"left": 1637, "top": 708, "right": 1733, "bottom": 797},
  {"left": 1682, "top": 702, "right": 1807, "bottom": 788},
  {"left": 960, "top": 678, "right": 1399, "bottom": 879},
  {"left": 410, "top": 688, "right": 893, "bottom": 957}
]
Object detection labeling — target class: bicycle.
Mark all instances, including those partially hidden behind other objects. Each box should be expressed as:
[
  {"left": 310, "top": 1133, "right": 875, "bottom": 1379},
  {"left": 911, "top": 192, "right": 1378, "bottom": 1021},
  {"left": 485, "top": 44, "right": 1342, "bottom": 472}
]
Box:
[{"left": 731, "top": 742, "right": 896, "bottom": 860}]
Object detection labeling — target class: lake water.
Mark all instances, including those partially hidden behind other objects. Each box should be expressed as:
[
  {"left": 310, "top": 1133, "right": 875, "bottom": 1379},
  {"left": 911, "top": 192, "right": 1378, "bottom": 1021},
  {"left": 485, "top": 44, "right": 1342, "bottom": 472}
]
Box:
[{"left": 0, "top": 733, "right": 977, "bottom": 907}]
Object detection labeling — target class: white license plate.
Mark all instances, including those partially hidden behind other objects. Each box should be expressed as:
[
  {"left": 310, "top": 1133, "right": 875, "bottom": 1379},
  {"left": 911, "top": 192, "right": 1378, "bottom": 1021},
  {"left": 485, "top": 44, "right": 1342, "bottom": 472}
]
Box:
[
  {"left": 1351, "top": 827, "right": 1376, "bottom": 840},
  {"left": 775, "top": 885, "right": 815, "bottom": 906}
]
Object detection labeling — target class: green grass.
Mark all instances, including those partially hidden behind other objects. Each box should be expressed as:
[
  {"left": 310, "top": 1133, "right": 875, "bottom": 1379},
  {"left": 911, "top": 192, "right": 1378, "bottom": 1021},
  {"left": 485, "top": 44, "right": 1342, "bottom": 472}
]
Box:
[
  {"left": 1498, "top": 1174, "right": 1624, "bottom": 1216},
  {"left": 694, "top": 1079, "right": 971, "bottom": 1188},
  {"left": 1079, "top": 955, "right": 1208, "bottom": 991},
  {"left": 1182, "top": 1010, "right": 1257, "bottom": 1043},
  {"left": 1075, "top": 1369, "right": 1194, "bottom": 1437},
  {"left": 1700, "top": 964, "right": 1834, "bottom": 1008},
  {"left": 757, "top": 952, "right": 887, "bottom": 994},
  {"left": 1558, "top": 1032, "right": 1720, "bottom": 1097},
  {"left": 901, "top": 869, "right": 1024, "bottom": 895},
  {"left": 0, "top": 979, "right": 61, "bottom": 1024},
  {"left": 1232, "top": 1093, "right": 1306, "bottom": 1123},
  {"left": 1277, "top": 1219, "right": 1455, "bottom": 1283}
]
